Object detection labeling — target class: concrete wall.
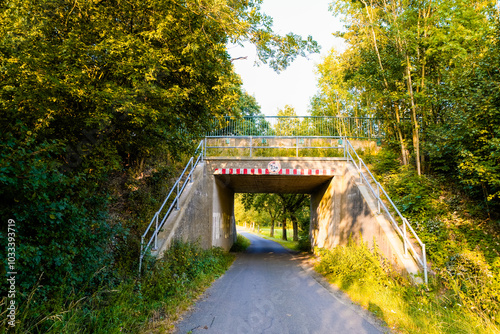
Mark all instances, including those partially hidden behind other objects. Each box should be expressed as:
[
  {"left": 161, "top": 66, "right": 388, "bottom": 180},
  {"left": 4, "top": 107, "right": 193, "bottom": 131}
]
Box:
[
  {"left": 212, "top": 177, "right": 236, "bottom": 250},
  {"left": 156, "top": 162, "right": 236, "bottom": 257},
  {"left": 310, "top": 164, "right": 420, "bottom": 277},
  {"left": 311, "top": 164, "right": 383, "bottom": 249}
]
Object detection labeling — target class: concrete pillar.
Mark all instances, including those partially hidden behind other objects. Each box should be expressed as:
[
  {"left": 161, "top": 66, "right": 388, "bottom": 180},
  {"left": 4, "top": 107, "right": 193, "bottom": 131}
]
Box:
[{"left": 212, "top": 176, "right": 235, "bottom": 251}]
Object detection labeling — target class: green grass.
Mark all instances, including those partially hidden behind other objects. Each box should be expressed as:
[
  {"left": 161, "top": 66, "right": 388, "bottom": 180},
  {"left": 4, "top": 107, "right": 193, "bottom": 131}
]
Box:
[
  {"left": 230, "top": 234, "right": 251, "bottom": 252},
  {"left": 315, "top": 241, "right": 499, "bottom": 334},
  {"left": 0, "top": 241, "right": 234, "bottom": 333}
]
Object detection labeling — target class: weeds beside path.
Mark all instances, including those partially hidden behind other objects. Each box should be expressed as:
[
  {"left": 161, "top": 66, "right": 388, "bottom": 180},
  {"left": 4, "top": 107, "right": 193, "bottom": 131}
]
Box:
[
  {"left": 315, "top": 240, "right": 499, "bottom": 334},
  {"left": 1, "top": 242, "right": 234, "bottom": 334}
]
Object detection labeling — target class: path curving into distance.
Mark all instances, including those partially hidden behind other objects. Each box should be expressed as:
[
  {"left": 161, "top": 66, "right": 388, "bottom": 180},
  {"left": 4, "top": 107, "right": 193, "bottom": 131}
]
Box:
[{"left": 174, "top": 231, "right": 387, "bottom": 334}]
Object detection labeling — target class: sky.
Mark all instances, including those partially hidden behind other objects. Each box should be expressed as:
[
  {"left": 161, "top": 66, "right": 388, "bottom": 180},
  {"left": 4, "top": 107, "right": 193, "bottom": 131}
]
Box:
[{"left": 228, "top": 0, "right": 345, "bottom": 117}]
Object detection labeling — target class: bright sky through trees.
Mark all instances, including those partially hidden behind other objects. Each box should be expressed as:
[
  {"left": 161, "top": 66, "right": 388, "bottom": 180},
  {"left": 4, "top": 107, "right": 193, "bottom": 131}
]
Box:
[{"left": 228, "top": 0, "right": 345, "bottom": 116}]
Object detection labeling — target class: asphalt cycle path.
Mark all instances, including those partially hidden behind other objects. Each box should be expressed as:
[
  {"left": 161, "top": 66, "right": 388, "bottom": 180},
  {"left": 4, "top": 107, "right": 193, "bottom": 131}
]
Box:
[{"left": 175, "top": 232, "right": 387, "bottom": 334}]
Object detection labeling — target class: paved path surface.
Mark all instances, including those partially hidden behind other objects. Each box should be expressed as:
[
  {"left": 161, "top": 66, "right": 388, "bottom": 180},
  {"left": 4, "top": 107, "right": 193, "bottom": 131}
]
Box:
[{"left": 175, "top": 232, "right": 387, "bottom": 334}]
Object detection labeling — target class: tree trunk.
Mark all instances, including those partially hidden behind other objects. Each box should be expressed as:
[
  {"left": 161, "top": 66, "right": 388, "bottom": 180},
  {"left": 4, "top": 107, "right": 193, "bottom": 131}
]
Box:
[
  {"left": 406, "top": 53, "right": 421, "bottom": 176},
  {"left": 292, "top": 215, "right": 299, "bottom": 241},
  {"left": 270, "top": 218, "right": 275, "bottom": 237},
  {"left": 361, "top": 0, "right": 389, "bottom": 89},
  {"left": 395, "top": 103, "right": 408, "bottom": 165},
  {"left": 282, "top": 219, "right": 287, "bottom": 241}
]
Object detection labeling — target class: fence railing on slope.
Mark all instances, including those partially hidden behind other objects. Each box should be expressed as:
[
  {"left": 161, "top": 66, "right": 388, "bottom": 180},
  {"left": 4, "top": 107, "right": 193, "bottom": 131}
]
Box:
[
  {"left": 139, "top": 141, "right": 205, "bottom": 274},
  {"left": 206, "top": 116, "right": 383, "bottom": 139},
  {"left": 344, "top": 140, "right": 428, "bottom": 284}
]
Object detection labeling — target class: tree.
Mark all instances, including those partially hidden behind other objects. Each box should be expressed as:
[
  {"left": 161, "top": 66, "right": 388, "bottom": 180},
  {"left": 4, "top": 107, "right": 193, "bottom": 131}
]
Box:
[
  {"left": 242, "top": 193, "right": 283, "bottom": 237},
  {"left": 275, "top": 105, "right": 301, "bottom": 136},
  {"left": 223, "top": 91, "right": 272, "bottom": 136},
  {"left": 0, "top": 0, "right": 319, "bottom": 301},
  {"left": 279, "top": 194, "right": 309, "bottom": 241},
  {"left": 321, "top": 0, "right": 498, "bottom": 207},
  {"left": 242, "top": 193, "right": 309, "bottom": 241},
  {"left": 323, "top": 0, "right": 495, "bottom": 175},
  {"left": 427, "top": 16, "right": 500, "bottom": 208}
]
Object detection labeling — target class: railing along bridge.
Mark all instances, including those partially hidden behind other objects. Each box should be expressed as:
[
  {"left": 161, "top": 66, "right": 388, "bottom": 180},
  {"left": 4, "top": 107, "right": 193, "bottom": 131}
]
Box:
[{"left": 205, "top": 115, "right": 383, "bottom": 139}]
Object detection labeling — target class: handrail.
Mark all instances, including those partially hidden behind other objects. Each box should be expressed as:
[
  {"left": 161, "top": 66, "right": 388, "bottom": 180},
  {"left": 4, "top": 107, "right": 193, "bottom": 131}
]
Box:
[
  {"left": 205, "top": 116, "right": 384, "bottom": 139},
  {"left": 344, "top": 139, "right": 428, "bottom": 284},
  {"left": 139, "top": 141, "right": 204, "bottom": 274},
  {"left": 205, "top": 135, "right": 344, "bottom": 158}
]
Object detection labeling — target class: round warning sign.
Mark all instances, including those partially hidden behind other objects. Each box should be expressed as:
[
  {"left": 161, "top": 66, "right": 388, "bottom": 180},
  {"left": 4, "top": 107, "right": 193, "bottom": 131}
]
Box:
[{"left": 267, "top": 161, "right": 281, "bottom": 174}]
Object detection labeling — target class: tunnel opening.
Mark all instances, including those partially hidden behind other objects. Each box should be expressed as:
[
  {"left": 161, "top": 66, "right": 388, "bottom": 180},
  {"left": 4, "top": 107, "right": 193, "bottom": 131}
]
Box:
[
  {"left": 212, "top": 169, "right": 337, "bottom": 253},
  {"left": 234, "top": 193, "right": 312, "bottom": 248}
]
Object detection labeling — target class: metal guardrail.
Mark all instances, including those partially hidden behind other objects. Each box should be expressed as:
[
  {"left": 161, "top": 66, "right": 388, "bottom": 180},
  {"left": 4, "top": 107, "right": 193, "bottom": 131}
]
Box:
[
  {"left": 204, "top": 136, "right": 345, "bottom": 158},
  {"left": 344, "top": 140, "right": 428, "bottom": 284},
  {"left": 139, "top": 141, "right": 205, "bottom": 274},
  {"left": 206, "top": 116, "right": 383, "bottom": 139}
]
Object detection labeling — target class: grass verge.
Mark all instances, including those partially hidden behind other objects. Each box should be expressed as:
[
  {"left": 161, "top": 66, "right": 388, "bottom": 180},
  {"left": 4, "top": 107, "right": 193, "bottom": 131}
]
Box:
[
  {"left": 315, "top": 239, "right": 499, "bottom": 334},
  {"left": 230, "top": 234, "right": 251, "bottom": 252},
  {"left": 0, "top": 241, "right": 234, "bottom": 333}
]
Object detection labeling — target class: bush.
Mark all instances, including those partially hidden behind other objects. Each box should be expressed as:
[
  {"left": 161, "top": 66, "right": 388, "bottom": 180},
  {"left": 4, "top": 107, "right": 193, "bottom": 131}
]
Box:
[
  {"left": 0, "top": 141, "right": 119, "bottom": 304},
  {"left": 143, "top": 241, "right": 232, "bottom": 301},
  {"left": 297, "top": 230, "right": 311, "bottom": 252},
  {"left": 383, "top": 166, "right": 441, "bottom": 221},
  {"left": 364, "top": 147, "right": 401, "bottom": 177}
]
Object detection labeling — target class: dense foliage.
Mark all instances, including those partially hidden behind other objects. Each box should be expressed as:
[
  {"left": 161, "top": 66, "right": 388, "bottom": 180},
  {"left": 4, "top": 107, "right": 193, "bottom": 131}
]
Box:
[
  {"left": 240, "top": 193, "right": 310, "bottom": 243},
  {"left": 313, "top": 2, "right": 500, "bottom": 322},
  {"left": 362, "top": 146, "right": 500, "bottom": 326},
  {"left": 311, "top": 0, "right": 500, "bottom": 208}
]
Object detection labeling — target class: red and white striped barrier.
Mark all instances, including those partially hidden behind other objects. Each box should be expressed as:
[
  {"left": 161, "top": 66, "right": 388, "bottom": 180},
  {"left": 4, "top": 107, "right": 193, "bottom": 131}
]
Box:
[{"left": 214, "top": 168, "right": 336, "bottom": 176}]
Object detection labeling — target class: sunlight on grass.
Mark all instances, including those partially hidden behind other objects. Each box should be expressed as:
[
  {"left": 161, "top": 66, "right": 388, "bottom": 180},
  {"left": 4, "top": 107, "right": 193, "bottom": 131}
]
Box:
[{"left": 315, "top": 241, "right": 499, "bottom": 334}]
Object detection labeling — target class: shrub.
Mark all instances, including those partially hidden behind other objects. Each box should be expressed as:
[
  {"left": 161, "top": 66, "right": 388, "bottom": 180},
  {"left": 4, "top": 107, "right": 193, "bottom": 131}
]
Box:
[
  {"left": 0, "top": 241, "right": 234, "bottom": 333},
  {"left": 383, "top": 166, "right": 441, "bottom": 221},
  {"left": 297, "top": 230, "right": 312, "bottom": 252}
]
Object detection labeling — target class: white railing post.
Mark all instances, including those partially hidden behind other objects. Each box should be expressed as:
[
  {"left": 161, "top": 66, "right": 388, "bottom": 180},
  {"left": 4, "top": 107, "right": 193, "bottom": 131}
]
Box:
[
  {"left": 189, "top": 159, "right": 194, "bottom": 183},
  {"left": 154, "top": 212, "right": 159, "bottom": 250},
  {"left": 343, "top": 138, "right": 347, "bottom": 159},
  {"left": 359, "top": 160, "right": 363, "bottom": 184},
  {"left": 403, "top": 218, "right": 408, "bottom": 256},
  {"left": 176, "top": 182, "right": 180, "bottom": 210},
  {"left": 296, "top": 136, "right": 299, "bottom": 157},
  {"left": 203, "top": 138, "right": 206, "bottom": 161},
  {"left": 249, "top": 136, "right": 253, "bottom": 157},
  {"left": 423, "top": 244, "right": 428, "bottom": 285},
  {"left": 377, "top": 183, "right": 381, "bottom": 214},
  {"left": 139, "top": 238, "right": 144, "bottom": 274}
]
